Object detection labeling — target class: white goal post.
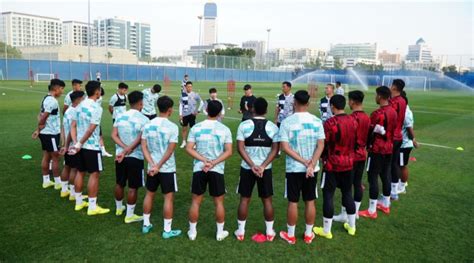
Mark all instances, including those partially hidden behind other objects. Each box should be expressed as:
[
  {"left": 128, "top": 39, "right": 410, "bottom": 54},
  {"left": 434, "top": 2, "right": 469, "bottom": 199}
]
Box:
[
  {"left": 34, "top": 73, "right": 55, "bottom": 83},
  {"left": 382, "top": 75, "right": 428, "bottom": 91}
]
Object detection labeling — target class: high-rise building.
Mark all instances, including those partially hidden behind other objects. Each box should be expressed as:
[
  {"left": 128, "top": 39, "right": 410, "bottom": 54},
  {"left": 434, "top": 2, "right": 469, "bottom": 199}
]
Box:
[
  {"left": 0, "top": 11, "right": 62, "bottom": 47},
  {"left": 202, "top": 2, "right": 217, "bottom": 45},
  {"left": 329, "top": 43, "right": 378, "bottom": 60},
  {"left": 94, "top": 17, "right": 150, "bottom": 58},
  {"left": 242, "top": 40, "right": 266, "bottom": 62},
  {"left": 62, "top": 21, "right": 92, "bottom": 46},
  {"left": 270, "top": 48, "right": 326, "bottom": 63},
  {"left": 406, "top": 38, "right": 432, "bottom": 62},
  {"left": 378, "top": 50, "right": 401, "bottom": 64}
]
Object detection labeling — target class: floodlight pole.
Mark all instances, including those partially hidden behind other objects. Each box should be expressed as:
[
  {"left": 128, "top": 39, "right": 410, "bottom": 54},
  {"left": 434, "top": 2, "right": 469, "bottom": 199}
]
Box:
[
  {"left": 88, "top": 0, "right": 92, "bottom": 79},
  {"left": 4, "top": 28, "right": 8, "bottom": 80},
  {"left": 266, "top": 28, "right": 271, "bottom": 68},
  {"left": 198, "top": 15, "right": 203, "bottom": 68}
]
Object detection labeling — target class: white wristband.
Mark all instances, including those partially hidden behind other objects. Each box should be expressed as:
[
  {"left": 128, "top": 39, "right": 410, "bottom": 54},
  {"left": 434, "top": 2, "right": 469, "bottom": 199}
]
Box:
[{"left": 74, "top": 142, "right": 82, "bottom": 149}]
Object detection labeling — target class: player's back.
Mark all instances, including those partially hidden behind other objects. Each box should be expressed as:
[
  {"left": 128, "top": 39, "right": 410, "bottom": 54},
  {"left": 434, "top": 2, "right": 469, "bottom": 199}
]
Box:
[
  {"left": 40, "top": 95, "right": 60, "bottom": 135},
  {"left": 369, "top": 105, "right": 397, "bottom": 154},
  {"left": 115, "top": 109, "right": 149, "bottom": 158},
  {"left": 63, "top": 106, "right": 77, "bottom": 144},
  {"left": 75, "top": 98, "right": 102, "bottom": 150},
  {"left": 390, "top": 95, "right": 407, "bottom": 141},
  {"left": 323, "top": 114, "right": 357, "bottom": 172},
  {"left": 279, "top": 112, "right": 325, "bottom": 172},
  {"left": 189, "top": 120, "right": 232, "bottom": 173},
  {"left": 351, "top": 110, "right": 371, "bottom": 161}
]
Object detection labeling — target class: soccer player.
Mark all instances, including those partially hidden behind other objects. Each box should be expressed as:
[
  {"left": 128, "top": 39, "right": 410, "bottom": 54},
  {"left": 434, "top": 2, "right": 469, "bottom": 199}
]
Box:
[
  {"left": 181, "top": 74, "right": 189, "bottom": 91},
  {"left": 31, "top": 78, "right": 65, "bottom": 189},
  {"left": 278, "top": 90, "right": 325, "bottom": 245},
  {"left": 389, "top": 79, "right": 407, "bottom": 200},
  {"left": 398, "top": 91, "right": 418, "bottom": 194},
  {"left": 333, "top": 91, "right": 370, "bottom": 222},
  {"left": 274, "top": 81, "right": 294, "bottom": 127},
  {"left": 141, "top": 96, "right": 182, "bottom": 238},
  {"left": 239, "top": 84, "right": 256, "bottom": 121},
  {"left": 359, "top": 86, "right": 397, "bottom": 219},
  {"left": 59, "top": 90, "right": 85, "bottom": 199},
  {"left": 313, "top": 95, "right": 358, "bottom": 239},
  {"left": 109, "top": 82, "right": 129, "bottom": 123},
  {"left": 63, "top": 79, "right": 83, "bottom": 113},
  {"left": 142, "top": 84, "right": 161, "bottom": 120},
  {"left": 319, "top": 83, "right": 335, "bottom": 122},
  {"left": 96, "top": 87, "right": 113, "bottom": 158},
  {"left": 199, "top": 87, "right": 225, "bottom": 121},
  {"left": 111, "top": 91, "right": 149, "bottom": 224},
  {"left": 234, "top": 97, "right": 279, "bottom": 242},
  {"left": 96, "top": 70, "right": 101, "bottom": 82},
  {"left": 186, "top": 100, "right": 233, "bottom": 241},
  {"left": 69, "top": 80, "right": 110, "bottom": 216},
  {"left": 335, "top": 81, "right": 344, "bottom": 96},
  {"left": 179, "top": 81, "right": 201, "bottom": 148}
]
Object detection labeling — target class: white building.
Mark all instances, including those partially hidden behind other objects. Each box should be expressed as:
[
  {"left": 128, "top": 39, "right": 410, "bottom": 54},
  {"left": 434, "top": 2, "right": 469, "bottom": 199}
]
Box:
[
  {"left": 406, "top": 38, "right": 433, "bottom": 63},
  {"left": 202, "top": 2, "right": 217, "bottom": 45},
  {"left": 0, "top": 11, "right": 62, "bottom": 47},
  {"left": 242, "top": 40, "right": 266, "bottom": 62},
  {"left": 271, "top": 48, "right": 326, "bottom": 63},
  {"left": 62, "top": 21, "right": 91, "bottom": 46},
  {"left": 329, "top": 43, "right": 378, "bottom": 60},
  {"left": 343, "top": 58, "right": 380, "bottom": 68},
  {"left": 94, "top": 17, "right": 151, "bottom": 58}
]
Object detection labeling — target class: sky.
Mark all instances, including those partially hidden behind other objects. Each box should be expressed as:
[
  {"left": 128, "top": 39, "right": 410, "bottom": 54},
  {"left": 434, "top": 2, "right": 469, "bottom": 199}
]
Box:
[{"left": 1, "top": 0, "right": 473, "bottom": 61}]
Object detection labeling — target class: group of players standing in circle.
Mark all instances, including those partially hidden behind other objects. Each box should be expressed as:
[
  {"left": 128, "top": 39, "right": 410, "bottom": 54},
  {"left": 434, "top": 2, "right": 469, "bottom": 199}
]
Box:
[{"left": 32, "top": 75, "right": 416, "bottom": 244}]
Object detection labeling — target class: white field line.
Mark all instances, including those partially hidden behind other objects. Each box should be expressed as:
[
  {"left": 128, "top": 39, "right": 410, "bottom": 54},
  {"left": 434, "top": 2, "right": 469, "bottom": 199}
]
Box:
[{"left": 418, "top": 142, "right": 458, "bottom": 150}]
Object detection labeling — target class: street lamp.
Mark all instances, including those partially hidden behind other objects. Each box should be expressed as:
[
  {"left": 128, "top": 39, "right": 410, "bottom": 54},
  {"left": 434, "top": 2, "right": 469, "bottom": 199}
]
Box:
[
  {"left": 88, "top": 0, "right": 91, "bottom": 79},
  {"left": 197, "top": 15, "right": 203, "bottom": 68},
  {"left": 266, "top": 28, "right": 271, "bottom": 68}
]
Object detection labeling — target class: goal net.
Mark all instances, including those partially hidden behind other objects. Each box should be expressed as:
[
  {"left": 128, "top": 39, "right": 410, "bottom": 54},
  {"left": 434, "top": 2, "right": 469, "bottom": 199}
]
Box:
[
  {"left": 34, "top": 73, "right": 55, "bottom": 83},
  {"left": 382, "top": 75, "right": 428, "bottom": 91}
]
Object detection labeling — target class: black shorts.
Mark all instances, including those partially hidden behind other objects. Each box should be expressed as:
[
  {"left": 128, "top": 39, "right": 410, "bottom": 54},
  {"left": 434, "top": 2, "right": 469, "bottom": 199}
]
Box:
[
  {"left": 115, "top": 157, "right": 144, "bottom": 188},
  {"left": 39, "top": 133, "right": 60, "bottom": 152},
  {"left": 192, "top": 171, "right": 226, "bottom": 197},
  {"left": 64, "top": 152, "right": 80, "bottom": 168},
  {"left": 237, "top": 168, "right": 273, "bottom": 198},
  {"left": 366, "top": 153, "right": 392, "bottom": 176},
  {"left": 181, "top": 114, "right": 196, "bottom": 127},
  {"left": 400, "top": 147, "right": 413, "bottom": 167},
  {"left": 285, "top": 172, "right": 318, "bottom": 202},
  {"left": 144, "top": 114, "right": 157, "bottom": 120},
  {"left": 77, "top": 149, "right": 103, "bottom": 173},
  {"left": 321, "top": 170, "right": 353, "bottom": 192},
  {"left": 146, "top": 172, "right": 177, "bottom": 193}
]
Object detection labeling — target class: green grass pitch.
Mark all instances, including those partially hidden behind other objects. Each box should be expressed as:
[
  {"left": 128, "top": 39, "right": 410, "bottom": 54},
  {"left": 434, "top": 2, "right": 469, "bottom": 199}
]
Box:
[{"left": 0, "top": 80, "right": 473, "bottom": 261}]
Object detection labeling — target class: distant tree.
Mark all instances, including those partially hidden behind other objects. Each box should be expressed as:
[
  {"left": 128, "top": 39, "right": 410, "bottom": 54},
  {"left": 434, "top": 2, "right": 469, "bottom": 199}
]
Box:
[
  {"left": 304, "top": 57, "right": 322, "bottom": 69},
  {"left": 204, "top": 48, "right": 256, "bottom": 69},
  {"left": 442, "top": 65, "right": 458, "bottom": 73},
  {"left": 0, "top": 42, "right": 22, "bottom": 59},
  {"left": 334, "top": 58, "right": 343, "bottom": 69}
]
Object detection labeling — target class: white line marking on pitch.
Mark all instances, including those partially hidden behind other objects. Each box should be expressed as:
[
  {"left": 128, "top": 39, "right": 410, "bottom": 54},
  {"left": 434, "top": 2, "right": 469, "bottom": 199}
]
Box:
[{"left": 418, "top": 142, "right": 457, "bottom": 150}]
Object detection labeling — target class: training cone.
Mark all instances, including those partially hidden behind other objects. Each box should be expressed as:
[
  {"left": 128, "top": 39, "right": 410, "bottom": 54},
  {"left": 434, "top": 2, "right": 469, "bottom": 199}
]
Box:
[
  {"left": 456, "top": 147, "right": 464, "bottom": 151},
  {"left": 251, "top": 233, "right": 267, "bottom": 243},
  {"left": 409, "top": 157, "right": 417, "bottom": 162},
  {"left": 22, "top": 155, "right": 32, "bottom": 160}
]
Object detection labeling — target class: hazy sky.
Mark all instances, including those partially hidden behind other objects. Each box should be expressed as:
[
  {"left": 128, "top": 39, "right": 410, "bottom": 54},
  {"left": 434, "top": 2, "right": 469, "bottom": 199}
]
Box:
[{"left": 1, "top": 0, "right": 473, "bottom": 59}]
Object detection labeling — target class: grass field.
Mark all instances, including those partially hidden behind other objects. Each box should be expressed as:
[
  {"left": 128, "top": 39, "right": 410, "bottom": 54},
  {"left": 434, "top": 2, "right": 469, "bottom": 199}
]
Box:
[{"left": 0, "top": 80, "right": 473, "bottom": 262}]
